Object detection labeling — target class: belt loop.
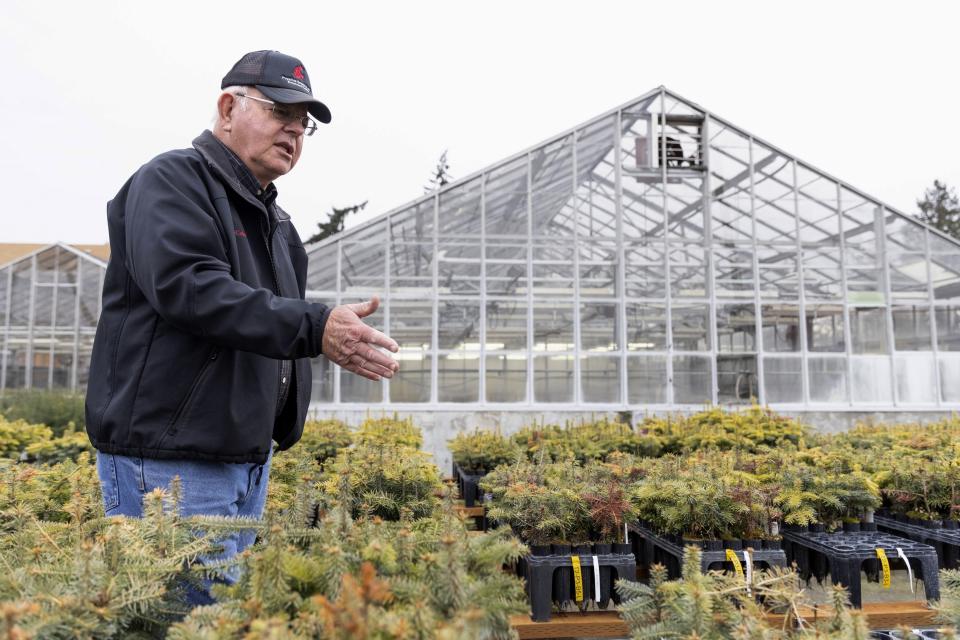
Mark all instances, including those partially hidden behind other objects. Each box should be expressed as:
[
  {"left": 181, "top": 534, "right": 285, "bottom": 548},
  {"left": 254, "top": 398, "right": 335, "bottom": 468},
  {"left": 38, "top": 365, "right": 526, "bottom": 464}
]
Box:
[
  {"left": 255, "top": 464, "right": 264, "bottom": 486},
  {"left": 136, "top": 457, "right": 145, "bottom": 492}
]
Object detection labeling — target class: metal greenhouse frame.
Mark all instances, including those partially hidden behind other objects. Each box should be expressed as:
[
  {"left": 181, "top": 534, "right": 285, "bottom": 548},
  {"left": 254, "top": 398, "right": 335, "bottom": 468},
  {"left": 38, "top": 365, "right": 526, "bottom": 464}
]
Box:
[{"left": 304, "top": 87, "right": 960, "bottom": 413}]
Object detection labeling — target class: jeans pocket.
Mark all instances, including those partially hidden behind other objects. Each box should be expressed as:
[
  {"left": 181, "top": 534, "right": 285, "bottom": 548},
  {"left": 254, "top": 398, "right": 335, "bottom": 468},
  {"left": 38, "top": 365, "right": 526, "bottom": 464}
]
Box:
[{"left": 96, "top": 452, "right": 120, "bottom": 513}]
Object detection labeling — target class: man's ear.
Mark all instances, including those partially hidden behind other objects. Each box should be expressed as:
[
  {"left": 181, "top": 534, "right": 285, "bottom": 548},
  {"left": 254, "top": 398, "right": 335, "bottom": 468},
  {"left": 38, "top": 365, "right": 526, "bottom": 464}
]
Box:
[{"left": 217, "top": 93, "right": 235, "bottom": 132}]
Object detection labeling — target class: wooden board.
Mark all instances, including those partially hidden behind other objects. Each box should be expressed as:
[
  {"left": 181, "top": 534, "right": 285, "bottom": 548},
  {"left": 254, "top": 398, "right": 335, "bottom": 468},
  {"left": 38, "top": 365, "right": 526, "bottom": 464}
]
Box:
[{"left": 510, "top": 602, "right": 938, "bottom": 639}]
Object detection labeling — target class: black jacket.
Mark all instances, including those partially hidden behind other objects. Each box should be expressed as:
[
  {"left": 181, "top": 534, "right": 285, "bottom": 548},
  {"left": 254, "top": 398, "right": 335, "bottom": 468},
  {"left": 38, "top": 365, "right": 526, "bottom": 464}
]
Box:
[{"left": 85, "top": 131, "right": 330, "bottom": 464}]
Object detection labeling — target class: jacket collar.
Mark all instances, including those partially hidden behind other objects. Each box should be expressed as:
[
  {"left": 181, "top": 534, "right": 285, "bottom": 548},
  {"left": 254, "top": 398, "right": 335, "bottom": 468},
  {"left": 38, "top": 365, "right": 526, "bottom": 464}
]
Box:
[{"left": 192, "top": 130, "right": 291, "bottom": 221}]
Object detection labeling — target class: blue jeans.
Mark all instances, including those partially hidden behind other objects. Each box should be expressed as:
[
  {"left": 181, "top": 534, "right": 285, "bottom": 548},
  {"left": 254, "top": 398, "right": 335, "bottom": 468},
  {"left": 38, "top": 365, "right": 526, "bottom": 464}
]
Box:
[{"left": 96, "top": 450, "right": 272, "bottom": 605}]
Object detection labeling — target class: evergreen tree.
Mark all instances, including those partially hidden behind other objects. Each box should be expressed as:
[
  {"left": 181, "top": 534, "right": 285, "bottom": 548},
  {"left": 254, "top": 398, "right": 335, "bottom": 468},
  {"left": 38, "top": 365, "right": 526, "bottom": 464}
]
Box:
[
  {"left": 306, "top": 201, "right": 368, "bottom": 244},
  {"left": 917, "top": 180, "right": 960, "bottom": 240},
  {"left": 425, "top": 150, "right": 452, "bottom": 193}
]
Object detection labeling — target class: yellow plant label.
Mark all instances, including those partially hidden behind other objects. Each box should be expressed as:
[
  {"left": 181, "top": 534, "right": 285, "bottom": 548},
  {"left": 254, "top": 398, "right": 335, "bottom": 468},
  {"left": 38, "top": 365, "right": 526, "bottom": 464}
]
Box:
[
  {"left": 876, "top": 548, "right": 891, "bottom": 589},
  {"left": 725, "top": 549, "right": 744, "bottom": 577},
  {"left": 571, "top": 555, "right": 584, "bottom": 602}
]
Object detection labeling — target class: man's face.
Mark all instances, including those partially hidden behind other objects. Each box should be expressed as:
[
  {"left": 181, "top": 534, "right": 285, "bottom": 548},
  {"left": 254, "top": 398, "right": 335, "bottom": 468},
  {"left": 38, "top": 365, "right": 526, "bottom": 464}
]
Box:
[{"left": 224, "top": 88, "right": 307, "bottom": 186}]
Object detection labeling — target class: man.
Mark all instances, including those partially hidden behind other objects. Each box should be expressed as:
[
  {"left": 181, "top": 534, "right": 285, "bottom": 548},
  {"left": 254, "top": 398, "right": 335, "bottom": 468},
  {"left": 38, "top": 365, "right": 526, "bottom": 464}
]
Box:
[{"left": 84, "top": 50, "right": 398, "bottom": 584}]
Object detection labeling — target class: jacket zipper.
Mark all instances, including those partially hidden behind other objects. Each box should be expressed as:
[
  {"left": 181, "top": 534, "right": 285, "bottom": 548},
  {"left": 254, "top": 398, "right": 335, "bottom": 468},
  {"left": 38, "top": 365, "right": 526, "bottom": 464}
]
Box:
[{"left": 262, "top": 216, "right": 288, "bottom": 414}]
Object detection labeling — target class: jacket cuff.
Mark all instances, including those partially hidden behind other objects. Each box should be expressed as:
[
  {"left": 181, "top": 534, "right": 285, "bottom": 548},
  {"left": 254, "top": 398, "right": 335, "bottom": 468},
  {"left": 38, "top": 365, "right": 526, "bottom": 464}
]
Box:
[{"left": 315, "top": 303, "right": 332, "bottom": 356}]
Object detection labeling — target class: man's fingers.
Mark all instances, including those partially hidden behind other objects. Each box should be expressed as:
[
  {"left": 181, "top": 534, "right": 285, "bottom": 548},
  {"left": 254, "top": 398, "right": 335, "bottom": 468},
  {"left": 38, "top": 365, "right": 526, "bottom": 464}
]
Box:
[
  {"left": 347, "top": 362, "right": 381, "bottom": 381},
  {"left": 361, "top": 327, "right": 399, "bottom": 353},
  {"left": 356, "top": 347, "right": 398, "bottom": 375},
  {"left": 350, "top": 353, "right": 394, "bottom": 378},
  {"left": 346, "top": 295, "right": 380, "bottom": 320}
]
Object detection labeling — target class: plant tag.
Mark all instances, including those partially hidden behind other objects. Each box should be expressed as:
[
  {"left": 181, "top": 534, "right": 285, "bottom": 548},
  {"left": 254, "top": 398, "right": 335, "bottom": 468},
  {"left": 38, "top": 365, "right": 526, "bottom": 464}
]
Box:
[
  {"left": 875, "top": 548, "right": 891, "bottom": 589},
  {"left": 571, "top": 555, "right": 584, "bottom": 602},
  {"left": 624, "top": 521, "right": 629, "bottom": 544},
  {"left": 592, "top": 555, "right": 601, "bottom": 602},
  {"left": 896, "top": 547, "right": 915, "bottom": 594},
  {"left": 725, "top": 549, "right": 744, "bottom": 578},
  {"left": 743, "top": 549, "right": 753, "bottom": 596}
]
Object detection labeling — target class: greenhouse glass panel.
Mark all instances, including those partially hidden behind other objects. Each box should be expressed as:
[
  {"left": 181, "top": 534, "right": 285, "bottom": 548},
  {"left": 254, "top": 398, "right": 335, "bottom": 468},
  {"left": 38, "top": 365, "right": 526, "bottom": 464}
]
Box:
[
  {"left": 752, "top": 143, "right": 797, "bottom": 245},
  {"left": 55, "top": 285, "right": 76, "bottom": 328},
  {"left": 666, "top": 177, "right": 704, "bottom": 242},
  {"left": 626, "top": 303, "right": 667, "bottom": 351},
  {"left": 929, "top": 239, "right": 960, "bottom": 303},
  {"left": 888, "top": 252, "right": 929, "bottom": 302},
  {"left": 672, "top": 355, "right": 712, "bottom": 404},
  {"left": 531, "top": 135, "right": 574, "bottom": 238},
  {"left": 849, "top": 306, "right": 889, "bottom": 354},
  {"left": 390, "top": 243, "right": 433, "bottom": 291},
  {"left": 0, "top": 268, "right": 7, "bottom": 327},
  {"left": 939, "top": 355, "right": 960, "bottom": 403},
  {"left": 533, "top": 354, "right": 574, "bottom": 403},
  {"left": 581, "top": 303, "right": 619, "bottom": 352},
  {"left": 34, "top": 286, "right": 54, "bottom": 328},
  {"left": 76, "top": 346, "right": 92, "bottom": 392},
  {"left": 894, "top": 354, "right": 936, "bottom": 404},
  {"left": 438, "top": 177, "right": 481, "bottom": 238},
  {"left": 438, "top": 354, "right": 479, "bottom": 402},
  {"left": 389, "top": 300, "right": 433, "bottom": 352},
  {"left": 708, "top": 126, "right": 753, "bottom": 242},
  {"left": 390, "top": 356, "right": 431, "bottom": 403},
  {"left": 485, "top": 299, "right": 527, "bottom": 350},
  {"left": 438, "top": 243, "right": 481, "bottom": 296},
  {"left": 390, "top": 201, "right": 434, "bottom": 243},
  {"left": 310, "top": 356, "right": 334, "bottom": 403},
  {"left": 51, "top": 350, "right": 73, "bottom": 389},
  {"left": 486, "top": 354, "right": 526, "bottom": 402},
  {"left": 802, "top": 248, "right": 843, "bottom": 301},
  {"left": 624, "top": 244, "right": 666, "bottom": 298},
  {"left": 717, "top": 354, "right": 757, "bottom": 404},
  {"left": 716, "top": 303, "right": 756, "bottom": 353},
  {"left": 619, "top": 96, "right": 655, "bottom": 171},
  {"left": 346, "top": 217, "right": 387, "bottom": 244},
  {"left": 672, "top": 303, "right": 710, "bottom": 351},
  {"left": 581, "top": 356, "right": 620, "bottom": 403},
  {"left": 532, "top": 242, "right": 574, "bottom": 296},
  {"left": 5, "top": 339, "right": 27, "bottom": 389},
  {"left": 757, "top": 248, "right": 799, "bottom": 300},
  {"left": 935, "top": 306, "right": 960, "bottom": 351},
  {"left": 575, "top": 115, "right": 617, "bottom": 239},
  {"left": 340, "top": 295, "right": 384, "bottom": 403},
  {"left": 485, "top": 156, "right": 528, "bottom": 238},
  {"left": 35, "top": 249, "right": 56, "bottom": 284},
  {"left": 808, "top": 356, "right": 847, "bottom": 403},
  {"left": 795, "top": 165, "right": 838, "bottom": 244},
  {"left": 57, "top": 250, "right": 77, "bottom": 284},
  {"left": 579, "top": 241, "right": 618, "bottom": 297},
  {"left": 621, "top": 181, "right": 665, "bottom": 240},
  {"left": 627, "top": 355, "right": 667, "bottom": 403},
  {"left": 763, "top": 356, "right": 802, "bottom": 403},
  {"left": 438, "top": 300, "right": 480, "bottom": 350},
  {"left": 891, "top": 306, "right": 932, "bottom": 351},
  {"left": 306, "top": 245, "right": 338, "bottom": 292},
  {"left": 486, "top": 243, "right": 527, "bottom": 297},
  {"left": 885, "top": 214, "right": 927, "bottom": 255},
  {"left": 669, "top": 244, "right": 707, "bottom": 298},
  {"left": 341, "top": 243, "right": 385, "bottom": 293},
  {"left": 713, "top": 245, "right": 754, "bottom": 298},
  {"left": 533, "top": 302, "right": 574, "bottom": 352},
  {"left": 10, "top": 261, "right": 31, "bottom": 327},
  {"left": 760, "top": 304, "right": 800, "bottom": 352},
  {"left": 851, "top": 356, "right": 892, "bottom": 403},
  {"left": 806, "top": 304, "right": 845, "bottom": 352}
]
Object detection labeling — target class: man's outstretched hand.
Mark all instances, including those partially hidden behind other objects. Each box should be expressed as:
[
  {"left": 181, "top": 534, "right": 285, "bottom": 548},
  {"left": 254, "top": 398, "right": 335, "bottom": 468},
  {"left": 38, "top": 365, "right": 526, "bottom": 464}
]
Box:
[{"left": 321, "top": 296, "right": 399, "bottom": 381}]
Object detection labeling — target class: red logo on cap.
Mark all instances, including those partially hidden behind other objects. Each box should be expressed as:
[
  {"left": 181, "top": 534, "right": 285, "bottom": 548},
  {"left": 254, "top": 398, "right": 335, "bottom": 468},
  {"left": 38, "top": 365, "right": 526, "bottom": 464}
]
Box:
[{"left": 293, "top": 66, "right": 305, "bottom": 80}]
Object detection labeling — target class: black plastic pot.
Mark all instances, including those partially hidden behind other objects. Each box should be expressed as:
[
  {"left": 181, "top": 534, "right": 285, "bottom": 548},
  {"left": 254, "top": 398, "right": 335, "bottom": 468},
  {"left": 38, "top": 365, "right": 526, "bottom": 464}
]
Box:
[
  {"left": 705, "top": 539, "right": 724, "bottom": 551},
  {"left": 723, "top": 539, "right": 743, "bottom": 551},
  {"left": 551, "top": 544, "right": 572, "bottom": 606},
  {"left": 744, "top": 538, "right": 763, "bottom": 551},
  {"left": 531, "top": 544, "right": 551, "bottom": 557},
  {"left": 573, "top": 544, "right": 594, "bottom": 609},
  {"left": 843, "top": 522, "right": 861, "bottom": 533},
  {"left": 593, "top": 543, "right": 613, "bottom": 608},
  {"left": 946, "top": 520, "right": 959, "bottom": 530},
  {"left": 763, "top": 538, "right": 782, "bottom": 550}
]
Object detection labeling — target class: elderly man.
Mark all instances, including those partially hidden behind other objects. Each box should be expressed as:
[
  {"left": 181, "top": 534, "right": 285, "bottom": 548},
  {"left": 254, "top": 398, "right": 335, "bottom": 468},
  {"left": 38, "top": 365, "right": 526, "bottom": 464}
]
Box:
[{"left": 85, "top": 50, "right": 397, "bottom": 590}]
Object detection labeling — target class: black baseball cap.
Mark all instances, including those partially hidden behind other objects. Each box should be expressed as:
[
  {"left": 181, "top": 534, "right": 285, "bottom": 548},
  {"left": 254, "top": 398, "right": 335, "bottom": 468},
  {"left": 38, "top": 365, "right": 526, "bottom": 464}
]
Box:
[{"left": 221, "top": 50, "right": 332, "bottom": 124}]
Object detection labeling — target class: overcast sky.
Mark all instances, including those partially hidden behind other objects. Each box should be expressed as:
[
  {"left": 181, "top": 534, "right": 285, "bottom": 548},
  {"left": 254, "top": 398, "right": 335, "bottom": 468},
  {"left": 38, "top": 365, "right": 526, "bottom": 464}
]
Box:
[{"left": 2, "top": 1, "right": 957, "bottom": 245}]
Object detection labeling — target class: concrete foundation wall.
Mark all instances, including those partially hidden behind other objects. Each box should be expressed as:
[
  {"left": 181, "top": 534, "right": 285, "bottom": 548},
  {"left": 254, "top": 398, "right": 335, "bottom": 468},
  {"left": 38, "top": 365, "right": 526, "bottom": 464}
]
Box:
[{"left": 306, "top": 407, "right": 958, "bottom": 474}]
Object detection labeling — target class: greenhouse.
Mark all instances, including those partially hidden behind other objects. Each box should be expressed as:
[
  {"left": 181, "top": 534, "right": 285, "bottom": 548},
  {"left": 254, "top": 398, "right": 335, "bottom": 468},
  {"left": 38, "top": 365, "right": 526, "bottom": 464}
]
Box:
[
  {"left": 305, "top": 86, "right": 960, "bottom": 413},
  {"left": 0, "top": 243, "right": 106, "bottom": 393}
]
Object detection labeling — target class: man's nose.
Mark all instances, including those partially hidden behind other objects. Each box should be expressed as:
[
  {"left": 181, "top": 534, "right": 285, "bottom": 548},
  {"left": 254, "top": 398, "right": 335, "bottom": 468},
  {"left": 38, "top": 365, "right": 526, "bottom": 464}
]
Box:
[{"left": 283, "top": 118, "right": 306, "bottom": 137}]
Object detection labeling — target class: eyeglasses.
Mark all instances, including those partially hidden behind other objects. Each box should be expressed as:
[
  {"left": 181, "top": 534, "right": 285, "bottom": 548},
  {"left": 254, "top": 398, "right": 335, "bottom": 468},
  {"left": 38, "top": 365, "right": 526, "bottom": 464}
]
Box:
[{"left": 235, "top": 92, "right": 318, "bottom": 136}]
